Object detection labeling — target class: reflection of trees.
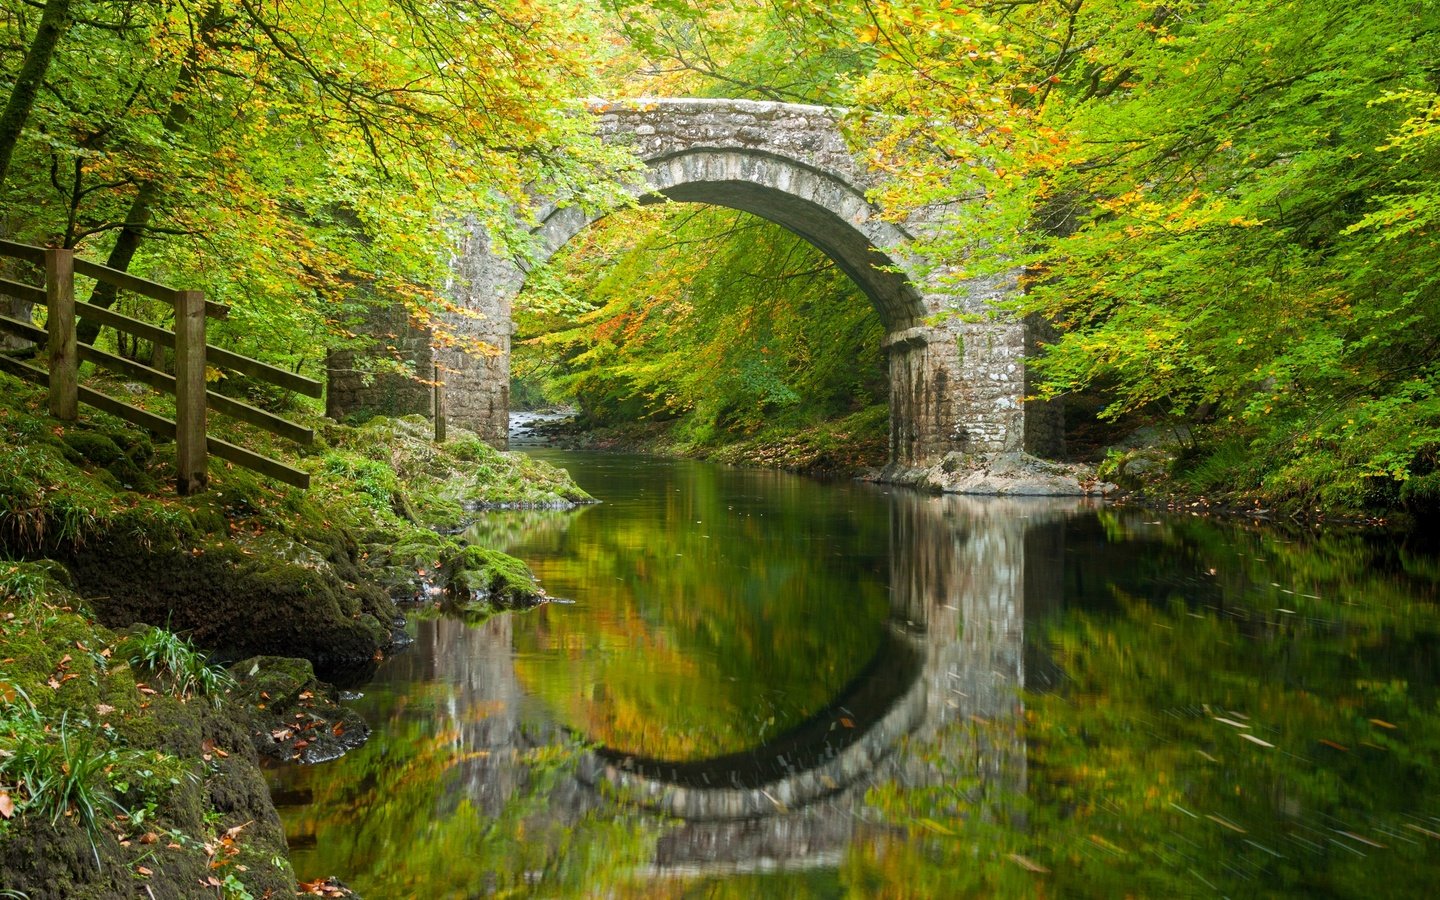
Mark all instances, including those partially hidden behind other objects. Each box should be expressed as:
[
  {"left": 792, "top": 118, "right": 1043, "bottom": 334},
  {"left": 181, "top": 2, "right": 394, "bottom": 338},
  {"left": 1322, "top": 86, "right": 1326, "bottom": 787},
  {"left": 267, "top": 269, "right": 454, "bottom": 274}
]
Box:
[
  {"left": 459, "top": 507, "right": 585, "bottom": 557},
  {"left": 275, "top": 468, "right": 1086, "bottom": 892},
  {"left": 851, "top": 510, "right": 1440, "bottom": 897},
  {"left": 275, "top": 616, "right": 656, "bottom": 897},
  {"left": 619, "top": 494, "right": 1081, "bottom": 875},
  {"left": 497, "top": 455, "right": 895, "bottom": 760},
  {"left": 274, "top": 454, "right": 1440, "bottom": 896}
]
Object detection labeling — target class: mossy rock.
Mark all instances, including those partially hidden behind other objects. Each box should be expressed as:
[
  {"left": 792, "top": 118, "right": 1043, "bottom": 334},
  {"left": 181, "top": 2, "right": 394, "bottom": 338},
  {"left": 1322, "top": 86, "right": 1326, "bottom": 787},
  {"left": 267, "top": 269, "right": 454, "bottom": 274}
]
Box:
[
  {"left": 228, "top": 655, "right": 370, "bottom": 763},
  {"left": 0, "top": 579, "right": 296, "bottom": 900},
  {"left": 61, "top": 431, "right": 126, "bottom": 467},
  {"left": 443, "top": 545, "right": 542, "bottom": 610},
  {"left": 67, "top": 531, "right": 397, "bottom": 669}
]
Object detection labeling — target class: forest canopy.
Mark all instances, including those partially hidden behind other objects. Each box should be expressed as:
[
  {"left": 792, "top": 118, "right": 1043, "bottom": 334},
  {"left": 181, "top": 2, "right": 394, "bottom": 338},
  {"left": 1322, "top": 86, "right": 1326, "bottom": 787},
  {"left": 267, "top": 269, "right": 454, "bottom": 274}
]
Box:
[{"left": 4, "top": 0, "right": 1440, "bottom": 513}]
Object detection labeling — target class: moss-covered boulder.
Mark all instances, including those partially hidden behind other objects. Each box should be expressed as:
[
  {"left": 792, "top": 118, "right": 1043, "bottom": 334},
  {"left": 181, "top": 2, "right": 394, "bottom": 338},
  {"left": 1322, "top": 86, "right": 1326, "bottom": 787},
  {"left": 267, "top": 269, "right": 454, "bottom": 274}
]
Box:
[
  {"left": 229, "top": 656, "right": 369, "bottom": 764},
  {"left": 322, "top": 415, "right": 594, "bottom": 532},
  {"left": 441, "top": 545, "right": 545, "bottom": 620},
  {"left": 0, "top": 565, "right": 296, "bottom": 900}
]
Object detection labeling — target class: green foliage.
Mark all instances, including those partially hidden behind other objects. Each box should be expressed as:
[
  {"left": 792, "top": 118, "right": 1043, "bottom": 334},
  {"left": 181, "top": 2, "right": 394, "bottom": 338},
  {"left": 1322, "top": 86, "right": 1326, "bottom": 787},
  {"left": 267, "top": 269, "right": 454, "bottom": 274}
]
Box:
[
  {"left": 0, "top": 0, "right": 639, "bottom": 381},
  {"left": 600, "top": 0, "right": 873, "bottom": 104},
  {"left": 839, "top": 0, "right": 1440, "bottom": 513},
  {"left": 516, "top": 206, "right": 889, "bottom": 462},
  {"left": 118, "top": 626, "right": 236, "bottom": 703},
  {"left": 0, "top": 562, "right": 46, "bottom": 602},
  {"left": 321, "top": 454, "right": 401, "bottom": 516}
]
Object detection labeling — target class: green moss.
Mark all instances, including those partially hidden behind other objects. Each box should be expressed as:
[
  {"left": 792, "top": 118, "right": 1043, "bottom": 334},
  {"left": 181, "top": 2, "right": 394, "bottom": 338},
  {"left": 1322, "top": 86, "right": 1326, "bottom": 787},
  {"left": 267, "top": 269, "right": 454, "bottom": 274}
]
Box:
[
  {"left": 444, "top": 545, "right": 542, "bottom": 610},
  {"left": 322, "top": 415, "right": 593, "bottom": 533},
  {"left": 0, "top": 571, "right": 295, "bottom": 899}
]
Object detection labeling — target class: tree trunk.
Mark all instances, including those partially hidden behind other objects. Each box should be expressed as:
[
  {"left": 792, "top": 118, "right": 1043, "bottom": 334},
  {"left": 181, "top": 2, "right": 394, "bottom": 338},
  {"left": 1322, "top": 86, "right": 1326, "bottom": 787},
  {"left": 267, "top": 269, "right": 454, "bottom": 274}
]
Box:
[
  {"left": 0, "top": 0, "right": 75, "bottom": 195},
  {"left": 76, "top": 4, "right": 220, "bottom": 346}
]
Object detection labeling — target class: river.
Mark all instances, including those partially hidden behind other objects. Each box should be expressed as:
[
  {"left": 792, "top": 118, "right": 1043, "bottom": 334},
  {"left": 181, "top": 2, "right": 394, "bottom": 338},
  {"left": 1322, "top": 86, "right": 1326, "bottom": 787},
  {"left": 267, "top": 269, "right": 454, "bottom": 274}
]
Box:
[{"left": 267, "top": 449, "right": 1440, "bottom": 897}]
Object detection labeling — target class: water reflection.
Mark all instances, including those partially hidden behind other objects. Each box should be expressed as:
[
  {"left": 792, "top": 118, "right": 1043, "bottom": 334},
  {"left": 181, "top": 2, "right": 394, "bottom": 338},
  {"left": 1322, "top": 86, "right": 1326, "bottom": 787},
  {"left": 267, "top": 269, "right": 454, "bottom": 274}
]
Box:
[{"left": 270, "top": 454, "right": 1440, "bottom": 897}]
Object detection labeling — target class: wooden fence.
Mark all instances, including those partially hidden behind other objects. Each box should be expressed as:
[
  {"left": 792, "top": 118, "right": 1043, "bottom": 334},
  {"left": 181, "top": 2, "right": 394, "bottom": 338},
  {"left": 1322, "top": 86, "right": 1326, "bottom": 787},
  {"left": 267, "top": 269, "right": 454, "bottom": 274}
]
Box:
[{"left": 0, "top": 240, "right": 320, "bottom": 493}]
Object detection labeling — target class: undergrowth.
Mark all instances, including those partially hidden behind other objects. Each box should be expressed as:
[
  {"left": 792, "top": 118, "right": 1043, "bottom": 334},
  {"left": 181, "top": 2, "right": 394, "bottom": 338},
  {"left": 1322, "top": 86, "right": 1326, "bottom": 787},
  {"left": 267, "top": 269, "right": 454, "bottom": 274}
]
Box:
[{"left": 118, "top": 626, "right": 237, "bottom": 704}]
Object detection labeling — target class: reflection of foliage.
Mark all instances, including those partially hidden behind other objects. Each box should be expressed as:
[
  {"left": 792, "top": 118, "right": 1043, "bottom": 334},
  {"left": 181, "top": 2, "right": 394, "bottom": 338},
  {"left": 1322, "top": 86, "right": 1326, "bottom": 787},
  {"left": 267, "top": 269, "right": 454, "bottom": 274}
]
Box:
[
  {"left": 503, "top": 454, "right": 893, "bottom": 760},
  {"left": 278, "top": 678, "right": 654, "bottom": 897},
  {"left": 851, "top": 517, "right": 1440, "bottom": 896}
]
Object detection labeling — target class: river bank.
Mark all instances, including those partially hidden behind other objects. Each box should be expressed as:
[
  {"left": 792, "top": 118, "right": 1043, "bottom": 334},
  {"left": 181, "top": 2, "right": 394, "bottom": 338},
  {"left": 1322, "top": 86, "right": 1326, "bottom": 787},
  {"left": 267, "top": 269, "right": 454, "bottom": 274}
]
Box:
[
  {"left": 523, "top": 408, "right": 1432, "bottom": 529},
  {"left": 0, "top": 374, "right": 588, "bottom": 898}
]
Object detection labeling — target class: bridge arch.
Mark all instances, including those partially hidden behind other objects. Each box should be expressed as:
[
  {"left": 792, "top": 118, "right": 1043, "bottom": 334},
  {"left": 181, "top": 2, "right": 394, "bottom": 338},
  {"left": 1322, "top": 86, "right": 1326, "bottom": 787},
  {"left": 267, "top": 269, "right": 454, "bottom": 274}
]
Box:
[
  {"left": 332, "top": 98, "right": 1063, "bottom": 469},
  {"left": 530, "top": 144, "right": 927, "bottom": 331}
]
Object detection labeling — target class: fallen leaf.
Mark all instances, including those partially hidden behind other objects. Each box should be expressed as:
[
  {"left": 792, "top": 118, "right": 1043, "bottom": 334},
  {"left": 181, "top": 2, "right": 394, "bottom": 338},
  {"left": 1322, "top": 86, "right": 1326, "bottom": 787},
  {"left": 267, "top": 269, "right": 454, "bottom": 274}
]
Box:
[
  {"left": 0, "top": 791, "right": 14, "bottom": 819},
  {"left": 140, "top": 831, "right": 158, "bottom": 845},
  {"left": 224, "top": 820, "right": 252, "bottom": 839},
  {"left": 136, "top": 865, "right": 153, "bottom": 876},
  {"left": 332, "top": 722, "right": 345, "bottom": 737},
  {"left": 1370, "top": 718, "right": 1397, "bottom": 730}
]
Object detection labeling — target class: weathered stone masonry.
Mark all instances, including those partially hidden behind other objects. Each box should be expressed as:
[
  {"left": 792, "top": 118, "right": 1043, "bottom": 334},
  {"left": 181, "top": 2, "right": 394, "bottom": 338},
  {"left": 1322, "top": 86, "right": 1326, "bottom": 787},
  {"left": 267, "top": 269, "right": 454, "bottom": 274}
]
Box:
[{"left": 330, "top": 98, "right": 1062, "bottom": 466}]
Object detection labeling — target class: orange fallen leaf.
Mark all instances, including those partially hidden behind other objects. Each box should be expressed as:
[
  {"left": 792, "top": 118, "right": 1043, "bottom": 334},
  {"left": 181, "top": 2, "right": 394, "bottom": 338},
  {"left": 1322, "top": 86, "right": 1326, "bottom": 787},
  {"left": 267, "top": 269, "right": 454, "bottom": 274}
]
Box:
[
  {"left": 0, "top": 791, "right": 14, "bottom": 819},
  {"left": 136, "top": 865, "right": 153, "bottom": 876}
]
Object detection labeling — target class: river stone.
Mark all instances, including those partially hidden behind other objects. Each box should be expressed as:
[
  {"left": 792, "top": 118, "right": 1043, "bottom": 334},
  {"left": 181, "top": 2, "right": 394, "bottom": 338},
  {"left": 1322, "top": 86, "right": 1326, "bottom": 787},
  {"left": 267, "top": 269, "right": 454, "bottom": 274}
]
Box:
[{"left": 927, "top": 451, "right": 1117, "bottom": 497}]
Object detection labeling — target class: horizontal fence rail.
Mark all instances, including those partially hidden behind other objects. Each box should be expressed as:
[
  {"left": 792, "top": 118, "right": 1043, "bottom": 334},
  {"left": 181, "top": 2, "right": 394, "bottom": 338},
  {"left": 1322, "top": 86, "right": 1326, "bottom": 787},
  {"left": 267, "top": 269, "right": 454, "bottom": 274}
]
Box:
[{"left": 0, "top": 239, "right": 318, "bottom": 492}]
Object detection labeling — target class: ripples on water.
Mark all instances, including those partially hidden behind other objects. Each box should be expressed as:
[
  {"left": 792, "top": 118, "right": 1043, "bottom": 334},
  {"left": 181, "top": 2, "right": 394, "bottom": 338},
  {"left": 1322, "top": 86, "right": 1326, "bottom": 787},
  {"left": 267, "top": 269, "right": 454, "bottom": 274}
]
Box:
[{"left": 268, "top": 450, "right": 1440, "bottom": 897}]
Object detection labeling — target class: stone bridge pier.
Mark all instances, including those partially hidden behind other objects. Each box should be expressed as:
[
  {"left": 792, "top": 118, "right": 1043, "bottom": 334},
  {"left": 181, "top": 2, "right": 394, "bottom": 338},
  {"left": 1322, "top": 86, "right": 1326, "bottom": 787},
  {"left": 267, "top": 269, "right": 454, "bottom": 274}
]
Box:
[{"left": 332, "top": 98, "right": 1063, "bottom": 469}]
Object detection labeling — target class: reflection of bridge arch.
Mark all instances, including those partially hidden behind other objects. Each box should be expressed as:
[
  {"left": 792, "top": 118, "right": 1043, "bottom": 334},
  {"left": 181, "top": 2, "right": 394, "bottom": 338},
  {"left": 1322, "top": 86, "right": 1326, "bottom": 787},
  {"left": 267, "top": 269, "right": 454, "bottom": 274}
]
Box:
[
  {"left": 577, "top": 628, "right": 925, "bottom": 819},
  {"left": 576, "top": 496, "right": 1082, "bottom": 831}
]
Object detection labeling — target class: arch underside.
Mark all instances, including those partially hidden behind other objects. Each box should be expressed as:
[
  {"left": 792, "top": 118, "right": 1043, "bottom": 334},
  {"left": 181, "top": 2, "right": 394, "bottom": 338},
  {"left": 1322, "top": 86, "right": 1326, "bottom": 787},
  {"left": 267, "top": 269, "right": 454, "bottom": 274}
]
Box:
[{"left": 532, "top": 148, "right": 929, "bottom": 331}]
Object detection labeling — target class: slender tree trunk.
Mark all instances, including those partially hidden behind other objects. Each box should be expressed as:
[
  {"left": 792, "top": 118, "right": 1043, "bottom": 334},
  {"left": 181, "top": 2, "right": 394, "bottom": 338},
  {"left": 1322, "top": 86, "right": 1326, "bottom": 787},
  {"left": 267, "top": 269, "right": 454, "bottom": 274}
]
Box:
[
  {"left": 77, "top": 5, "right": 220, "bottom": 345},
  {"left": 0, "top": 0, "right": 75, "bottom": 195}
]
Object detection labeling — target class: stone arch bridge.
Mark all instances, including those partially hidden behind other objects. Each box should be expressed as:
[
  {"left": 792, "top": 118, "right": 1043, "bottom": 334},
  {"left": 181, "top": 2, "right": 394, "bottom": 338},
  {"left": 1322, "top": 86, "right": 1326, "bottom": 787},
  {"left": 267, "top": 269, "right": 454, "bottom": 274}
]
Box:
[{"left": 328, "top": 98, "right": 1061, "bottom": 468}]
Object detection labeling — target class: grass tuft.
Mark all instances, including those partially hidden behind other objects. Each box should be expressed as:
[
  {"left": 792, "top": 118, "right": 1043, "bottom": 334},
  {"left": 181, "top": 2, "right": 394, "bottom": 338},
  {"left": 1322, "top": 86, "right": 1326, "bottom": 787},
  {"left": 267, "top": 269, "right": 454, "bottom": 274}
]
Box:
[{"left": 118, "top": 625, "right": 237, "bottom": 703}]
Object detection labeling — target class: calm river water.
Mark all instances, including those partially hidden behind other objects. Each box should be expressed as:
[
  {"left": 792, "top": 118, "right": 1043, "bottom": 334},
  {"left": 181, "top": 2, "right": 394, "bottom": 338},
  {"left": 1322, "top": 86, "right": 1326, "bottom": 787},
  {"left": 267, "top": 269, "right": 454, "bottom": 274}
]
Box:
[{"left": 268, "top": 450, "right": 1440, "bottom": 897}]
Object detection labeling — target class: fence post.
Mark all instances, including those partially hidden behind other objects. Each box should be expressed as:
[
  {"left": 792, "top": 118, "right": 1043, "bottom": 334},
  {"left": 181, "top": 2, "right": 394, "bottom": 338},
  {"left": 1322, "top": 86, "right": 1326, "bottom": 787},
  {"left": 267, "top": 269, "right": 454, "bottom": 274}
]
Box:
[
  {"left": 433, "top": 362, "right": 446, "bottom": 443},
  {"left": 44, "top": 248, "right": 77, "bottom": 420},
  {"left": 174, "top": 290, "right": 208, "bottom": 495}
]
